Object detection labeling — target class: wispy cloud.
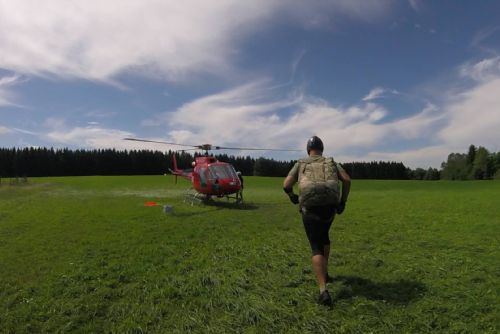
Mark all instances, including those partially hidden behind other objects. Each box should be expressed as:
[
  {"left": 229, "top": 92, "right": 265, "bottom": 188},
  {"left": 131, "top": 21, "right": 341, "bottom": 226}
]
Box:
[
  {"left": 12, "top": 128, "right": 39, "bottom": 136},
  {"left": 290, "top": 48, "right": 307, "bottom": 83},
  {"left": 438, "top": 77, "right": 500, "bottom": 150},
  {"left": 135, "top": 54, "right": 498, "bottom": 168},
  {"left": 165, "top": 79, "right": 303, "bottom": 147},
  {"left": 0, "top": 125, "right": 13, "bottom": 135},
  {"left": 408, "top": 0, "right": 424, "bottom": 12},
  {"left": 139, "top": 80, "right": 441, "bottom": 160},
  {"left": 42, "top": 117, "right": 175, "bottom": 151},
  {"left": 0, "top": 74, "right": 23, "bottom": 107},
  {"left": 343, "top": 145, "right": 451, "bottom": 169},
  {"left": 37, "top": 61, "right": 500, "bottom": 168},
  {"left": 362, "top": 87, "right": 399, "bottom": 101},
  {"left": 360, "top": 56, "right": 500, "bottom": 167},
  {"left": 362, "top": 87, "right": 386, "bottom": 101},
  {"left": 84, "top": 110, "right": 118, "bottom": 119},
  {"left": 471, "top": 25, "right": 500, "bottom": 54},
  {"left": 46, "top": 124, "right": 135, "bottom": 150},
  {"left": 459, "top": 56, "right": 500, "bottom": 81},
  {"left": 0, "top": 1, "right": 393, "bottom": 83},
  {"left": 36, "top": 53, "right": 500, "bottom": 168}
]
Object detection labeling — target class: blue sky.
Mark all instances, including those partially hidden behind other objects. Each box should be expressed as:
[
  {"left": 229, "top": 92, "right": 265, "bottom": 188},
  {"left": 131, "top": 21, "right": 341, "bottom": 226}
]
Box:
[{"left": 1, "top": 0, "right": 500, "bottom": 167}]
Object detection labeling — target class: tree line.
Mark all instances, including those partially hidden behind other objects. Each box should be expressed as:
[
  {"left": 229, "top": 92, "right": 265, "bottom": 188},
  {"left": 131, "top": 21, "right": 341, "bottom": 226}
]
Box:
[
  {"left": 0, "top": 145, "right": 498, "bottom": 180},
  {"left": 440, "top": 145, "right": 500, "bottom": 180},
  {"left": 0, "top": 147, "right": 409, "bottom": 179}
]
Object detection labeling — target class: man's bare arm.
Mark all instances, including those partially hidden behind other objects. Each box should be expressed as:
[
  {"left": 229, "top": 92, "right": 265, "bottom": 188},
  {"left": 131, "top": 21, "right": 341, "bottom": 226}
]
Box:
[
  {"left": 338, "top": 170, "right": 351, "bottom": 203},
  {"left": 283, "top": 175, "right": 297, "bottom": 192},
  {"left": 283, "top": 175, "right": 299, "bottom": 204}
]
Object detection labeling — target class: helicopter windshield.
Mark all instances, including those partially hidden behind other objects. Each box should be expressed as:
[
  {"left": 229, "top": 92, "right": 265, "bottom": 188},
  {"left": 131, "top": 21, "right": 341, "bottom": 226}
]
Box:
[{"left": 209, "top": 165, "right": 236, "bottom": 179}]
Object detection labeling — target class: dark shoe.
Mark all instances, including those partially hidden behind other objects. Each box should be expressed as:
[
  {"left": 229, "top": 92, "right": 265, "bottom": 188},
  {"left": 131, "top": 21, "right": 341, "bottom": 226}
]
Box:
[{"left": 318, "top": 290, "right": 333, "bottom": 306}]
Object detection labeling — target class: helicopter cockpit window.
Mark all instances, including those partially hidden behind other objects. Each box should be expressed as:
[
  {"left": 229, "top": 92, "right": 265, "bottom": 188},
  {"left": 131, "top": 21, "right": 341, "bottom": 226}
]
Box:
[
  {"left": 226, "top": 165, "right": 238, "bottom": 178},
  {"left": 208, "top": 165, "right": 232, "bottom": 179}
]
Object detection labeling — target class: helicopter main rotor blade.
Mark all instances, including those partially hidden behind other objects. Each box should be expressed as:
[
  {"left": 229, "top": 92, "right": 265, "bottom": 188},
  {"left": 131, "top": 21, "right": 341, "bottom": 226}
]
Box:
[
  {"left": 178, "top": 148, "right": 199, "bottom": 152},
  {"left": 124, "top": 137, "right": 300, "bottom": 152},
  {"left": 215, "top": 146, "right": 301, "bottom": 152},
  {"left": 124, "top": 138, "right": 196, "bottom": 148}
]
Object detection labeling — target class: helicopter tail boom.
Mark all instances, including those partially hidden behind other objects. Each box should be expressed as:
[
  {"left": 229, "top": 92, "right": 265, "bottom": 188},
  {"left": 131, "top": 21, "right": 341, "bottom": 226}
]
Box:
[{"left": 169, "top": 153, "right": 193, "bottom": 180}]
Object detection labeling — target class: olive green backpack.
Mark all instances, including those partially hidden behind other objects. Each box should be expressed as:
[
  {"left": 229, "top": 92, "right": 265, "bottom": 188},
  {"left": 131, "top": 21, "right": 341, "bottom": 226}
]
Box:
[{"left": 298, "top": 156, "right": 340, "bottom": 208}]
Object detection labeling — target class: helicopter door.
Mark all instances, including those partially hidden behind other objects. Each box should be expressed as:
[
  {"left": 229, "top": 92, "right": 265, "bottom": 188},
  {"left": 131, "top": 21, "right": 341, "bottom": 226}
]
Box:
[{"left": 199, "top": 167, "right": 208, "bottom": 188}]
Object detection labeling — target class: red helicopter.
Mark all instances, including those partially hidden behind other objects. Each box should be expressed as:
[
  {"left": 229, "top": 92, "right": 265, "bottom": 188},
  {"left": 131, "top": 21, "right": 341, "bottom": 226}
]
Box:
[{"left": 124, "top": 138, "right": 299, "bottom": 204}]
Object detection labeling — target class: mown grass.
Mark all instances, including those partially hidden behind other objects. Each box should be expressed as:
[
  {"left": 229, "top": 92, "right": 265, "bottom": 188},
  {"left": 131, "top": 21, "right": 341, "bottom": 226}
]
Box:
[{"left": 0, "top": 176, "right": 498, "bottom": 333}]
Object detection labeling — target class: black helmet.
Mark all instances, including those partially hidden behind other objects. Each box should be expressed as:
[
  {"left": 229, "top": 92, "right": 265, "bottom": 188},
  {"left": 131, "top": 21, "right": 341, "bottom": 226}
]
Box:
[{"left": 307, "top": 136, "right": 324, "bottom": 154}]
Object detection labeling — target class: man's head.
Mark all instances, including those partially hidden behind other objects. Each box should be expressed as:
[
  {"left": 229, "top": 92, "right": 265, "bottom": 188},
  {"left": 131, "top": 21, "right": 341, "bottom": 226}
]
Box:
[{"left": 306, "top": 136, "right": 324, "bottom": 155}]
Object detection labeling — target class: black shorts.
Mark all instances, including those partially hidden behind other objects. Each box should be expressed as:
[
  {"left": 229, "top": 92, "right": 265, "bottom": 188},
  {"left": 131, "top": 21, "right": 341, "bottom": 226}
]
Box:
[{"left": 301, "top": 205, "right": 336, "bottom": 256}]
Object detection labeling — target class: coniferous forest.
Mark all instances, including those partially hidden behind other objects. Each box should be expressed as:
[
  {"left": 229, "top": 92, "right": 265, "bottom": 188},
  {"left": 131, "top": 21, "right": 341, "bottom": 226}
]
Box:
[{"left": 0, "top": 145, "right": 498, "bottom": 180}]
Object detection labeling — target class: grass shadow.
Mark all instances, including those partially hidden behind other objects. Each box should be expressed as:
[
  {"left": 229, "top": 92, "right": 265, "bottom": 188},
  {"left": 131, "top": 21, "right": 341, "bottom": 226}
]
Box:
[
  {"left": 202, "top": 200, "right": 259, "bottom": 210},
  {"left": 172, "top": 210, "right": 215, "bottom": 218},
  {"left": 334, "top": 275, "right": 426, "bottom": 305}
]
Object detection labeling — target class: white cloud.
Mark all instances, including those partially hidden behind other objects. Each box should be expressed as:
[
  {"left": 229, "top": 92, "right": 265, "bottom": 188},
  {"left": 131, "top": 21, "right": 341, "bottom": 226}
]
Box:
[
  {"left": 290, "top": 48, "right": 307, "bottom": 83},
  {"left": 0, "top": 75, "right": 20, "bottom": 86},
  {"left": 0, "top": 74, "right": 22, "bottom": 107},
  {"left": 43, "top": 117, "right": 128, "bottom": 148},
  {"left": 438, "top": 78, "right": 500, "bottom": 149},
  {"left": 362, "top": 87, "right": 400, "bottom": 101},
  {"left": 165, "top": 79, "right": 303, "bottom": 147},
  {"left": 43, "top": 118, "right": 180, "bottom": 151},
  {"left": 37, "top": 66, "right": 499, "bottom": 168},
  {"left": 0, "top": 125, "right": 12, "bottom": 135},
  {"left": 358, "top": 58, "right": 500, "bottom": 167},
  {"left": 342, "top": 145, "right": 452, "bottom": 169},
  {"left": 459, "top": 56, "right": 500, "bottom": 81},
  {"left": 362, "top": 87, "right": 386, "bottom": 101},
  {"left": 84, "top": 109, "right": 118, "bottom": 119},
  {"left": 0, "top": 0, "right": 393, "bottom": 82},
  {"left": 471, "top": 26, "right": 500, "bottom": 54},
  {"left": 140, "top": 80, "right": 441, "bottom": 160},
  {"left": 408, "top": 0, "right": 424, "bottom": 12},
  {"left": 37, "top": 54, "right": 500, "bottom": 168},
  {"left": 139, "top": 57, "right": 500, "bottom": 168},
  {"left": 12, "top": 128, "right": 38, "bottom": 136}
]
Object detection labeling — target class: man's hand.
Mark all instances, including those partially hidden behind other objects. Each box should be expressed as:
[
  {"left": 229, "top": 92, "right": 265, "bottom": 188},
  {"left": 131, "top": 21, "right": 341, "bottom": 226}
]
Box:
[
  {"left": 288, "top": 193, "right": 299, "bottom": 204},
  {"left": 283, "top": 187, "right": 299, "bottom": 205},
  {"left": 336, "top": 201, "right": 346, "bottom": 214}
]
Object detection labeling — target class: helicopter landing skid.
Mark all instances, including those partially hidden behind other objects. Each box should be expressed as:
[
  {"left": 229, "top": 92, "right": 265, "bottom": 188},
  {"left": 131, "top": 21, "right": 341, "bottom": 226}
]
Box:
[
  {"left": 183, "top": 188, "right": 243, "bottom": 206},
  {"left": 224, "top": 190, "right": 243, "bottom": 205},
  {"left": 183, "top": 188, "right": 206, "bottom": 206}
]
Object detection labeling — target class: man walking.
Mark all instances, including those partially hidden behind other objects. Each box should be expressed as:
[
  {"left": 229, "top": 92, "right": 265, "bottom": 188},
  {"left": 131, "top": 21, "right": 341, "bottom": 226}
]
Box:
[{"left": 283, "top": 136, "right": 351, "bottom": 306}]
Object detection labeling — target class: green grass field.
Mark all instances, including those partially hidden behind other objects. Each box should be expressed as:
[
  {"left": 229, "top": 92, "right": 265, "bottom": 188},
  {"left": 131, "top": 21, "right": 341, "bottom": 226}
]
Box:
[{"left": 0, "top": 176, "right": 498, "bottom": 333}]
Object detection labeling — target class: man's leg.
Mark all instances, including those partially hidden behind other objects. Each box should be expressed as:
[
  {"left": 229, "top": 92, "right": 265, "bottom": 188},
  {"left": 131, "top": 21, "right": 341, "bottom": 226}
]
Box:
[
  {"left": 323, "top": 216, "right": 334, "bottom": 281},
  {"left": 312, "top": 254, "right": 328, "bottom": 293},
  {"left": 324, "top": 244, "right": 330, "bottom": 265},
  {"left": 302, "top": 210, "right": 333, "bottom": 305},
  {"left": 312, "top": 253, "right": 332, "bottom": 306},
  {"left": 323, "top": 244, "right": 330, "bottom": 279}
]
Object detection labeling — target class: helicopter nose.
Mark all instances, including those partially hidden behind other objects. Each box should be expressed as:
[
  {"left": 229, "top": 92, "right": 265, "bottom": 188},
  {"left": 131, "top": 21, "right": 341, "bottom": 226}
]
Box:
[{"left": 218, "top": 178, "right": 240, "bottom": 192}]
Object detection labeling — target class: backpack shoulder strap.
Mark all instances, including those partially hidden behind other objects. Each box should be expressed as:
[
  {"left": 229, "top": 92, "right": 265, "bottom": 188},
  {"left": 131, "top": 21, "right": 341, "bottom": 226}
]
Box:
[
  {"left": 298, "top": 157, "right": 314, "bottom": 173},
  {"left": 326, "top": 157, "right": 336, "bottom": 167}
]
